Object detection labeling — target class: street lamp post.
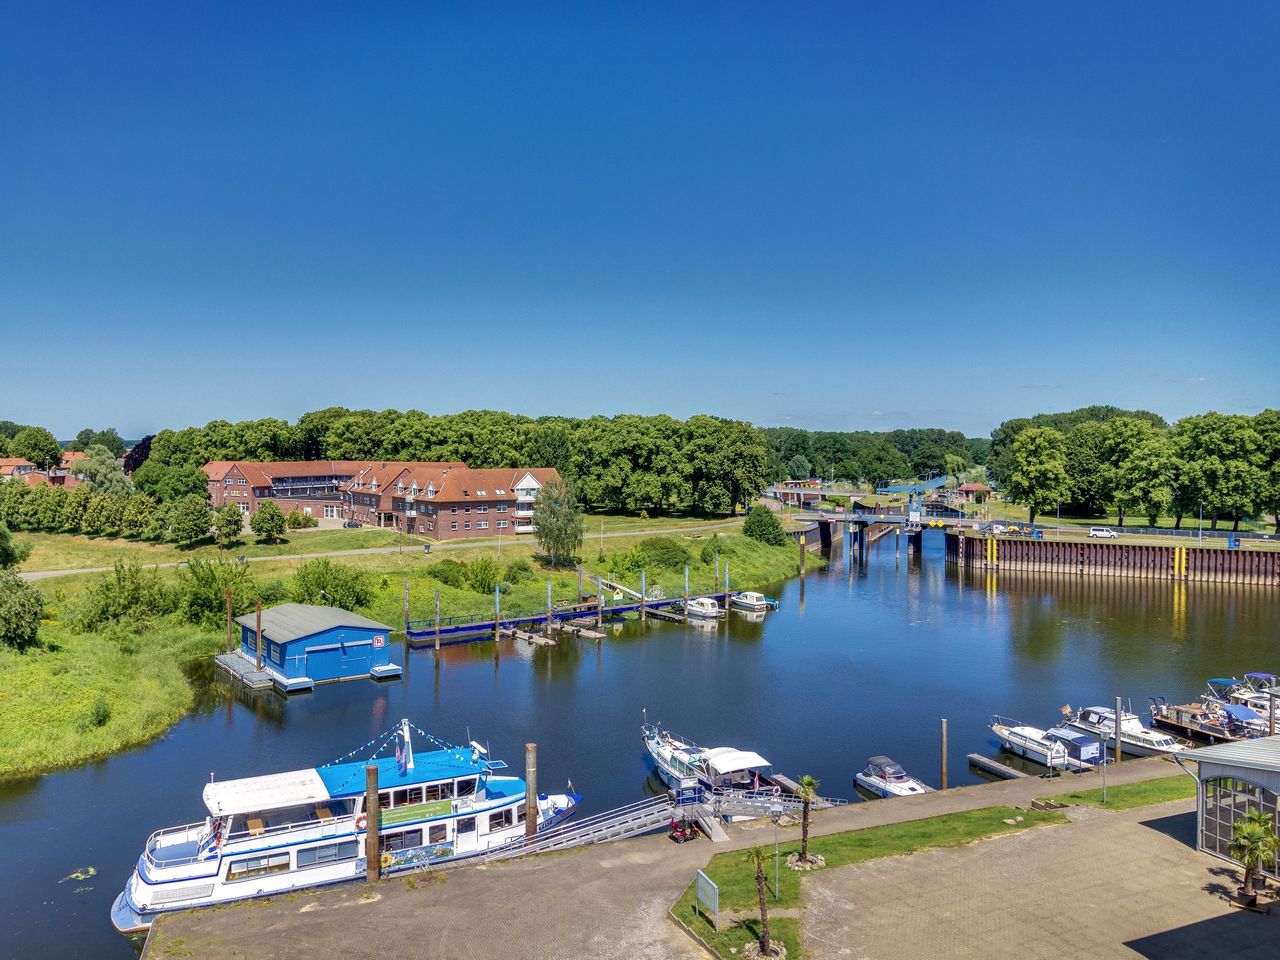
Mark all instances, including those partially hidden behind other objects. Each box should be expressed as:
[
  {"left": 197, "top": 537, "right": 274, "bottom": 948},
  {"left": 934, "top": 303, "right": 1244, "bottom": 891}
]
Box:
[
  {"left": 770, "top": 802, "right": 783, "bottom": 900},
  {"left": 1199, "top": 502, "right": 1204, "bottom": 545}
]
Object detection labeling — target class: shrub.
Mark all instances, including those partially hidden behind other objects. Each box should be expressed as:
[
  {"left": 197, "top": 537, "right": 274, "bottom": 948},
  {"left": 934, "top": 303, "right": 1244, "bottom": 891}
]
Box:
[
  {"left": 503, "top": 558, "right": 535, "bottom": 584},
  {"left": 89, "top": 695, "right": 111, "bottom": 728},
  {"left": 177, "top": 559, "right": 259, "bottom": 628},
  {"left": 426, "top": 559, "right": 469, "bottom": 589},
  {"left": 634, "top": 537, "right": 690, "bottom": 570},
  {"left": 73, "top": 561, "right": 173, "bottom": 633},
  {"left": 743, "top": 506, "right": 787, "bottom": 547},
  {"left": 285, "top": 509, "right": 320, "bottom": 529},
  {"left": 0, "top": 570, "right": 44, "bottom": 650},
  {"left": 250, "top": 500, "right": 286, "bottom": 543},
  {"left": 290, "top": 558, "right": 373, "bottom": 610},
  {"left": 466, "top": 556, "right": 502, "bottom": 594},
  {"left": 257, "top": 578, "right": 289, "bottom": 606}
]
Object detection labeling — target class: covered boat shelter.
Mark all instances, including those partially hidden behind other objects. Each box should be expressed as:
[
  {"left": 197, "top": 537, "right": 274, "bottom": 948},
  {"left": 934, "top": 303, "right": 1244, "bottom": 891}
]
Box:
[
  {"left": 1182, "top": 735, "right": 1280, "bottom": 881},
  {"left": 235, "top": 603, "right": 400, "bottom": 692}
]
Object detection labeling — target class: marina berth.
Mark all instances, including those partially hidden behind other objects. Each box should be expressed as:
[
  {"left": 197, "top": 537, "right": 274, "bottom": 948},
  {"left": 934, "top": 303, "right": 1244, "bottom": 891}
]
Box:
[
  {"left": 683, "top": 597, "right": 724, "bottom": 619},
  {"left": 1063, "top": 706, "right": 1189, "bottom": 757},
  {"left": 111, "top": 721, "right": 580, "bottom": 935},
  {"left": 1149, "top": 698, "right": 1263, "bottom": 743},
  {"left": 642, "top": 724, "right": 777, "bottom": 795},
  {"left": 1204, "top": 675, "right": 1280, "bottom": 720},
  {"left": 854, "top": 756, "right": 934, "bottom": 798},
  {"left": 730, "top": 591, "right": 779, "bottom": 613},
  {"left": 990, "top": 715, "right": 1105, "bottom": 771}
]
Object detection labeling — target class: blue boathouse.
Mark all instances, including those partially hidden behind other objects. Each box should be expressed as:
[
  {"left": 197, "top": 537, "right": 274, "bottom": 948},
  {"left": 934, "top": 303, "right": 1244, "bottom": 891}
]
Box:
[{"left": 234, "top": 603, "right": 400, "bottom": 692}]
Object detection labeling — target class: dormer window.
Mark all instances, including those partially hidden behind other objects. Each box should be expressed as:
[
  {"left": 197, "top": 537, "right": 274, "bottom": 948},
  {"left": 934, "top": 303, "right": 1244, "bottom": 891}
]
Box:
[
  {"left": 495, "top": 489, "right": 506, "bottom": 495},
  {"left": 476, "top": 490, "right": 486, "bottom": 496},
  {"left": 410, "top": 482, "right": 418, "bottom": 494},
  {"left": 463, "top": 490, "right": 469, "bottom": 496},
  {"left": 396, "top": 481, "right": 404, "bottom": 493}
]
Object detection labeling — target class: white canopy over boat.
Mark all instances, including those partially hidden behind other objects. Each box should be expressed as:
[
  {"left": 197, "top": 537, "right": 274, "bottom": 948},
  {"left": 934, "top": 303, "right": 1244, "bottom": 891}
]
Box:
[
  {"left": 202, "top": 768, "right": 330, "bottom": 816},
  {"left": 701, "top": 747, "right": 770, "bottom": 777}
]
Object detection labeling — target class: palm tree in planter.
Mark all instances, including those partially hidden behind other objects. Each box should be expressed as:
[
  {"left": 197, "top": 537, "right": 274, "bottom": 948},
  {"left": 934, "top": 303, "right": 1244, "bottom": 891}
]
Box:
[
  {"left": 1228, "top": 808, "right": 1278, "bottom": 905},
  {"left": 797, "top": 774, "right": 821, "bottom": 865},
  {"left": 745, "top": 846, "right": 775, "bottom": 957}
]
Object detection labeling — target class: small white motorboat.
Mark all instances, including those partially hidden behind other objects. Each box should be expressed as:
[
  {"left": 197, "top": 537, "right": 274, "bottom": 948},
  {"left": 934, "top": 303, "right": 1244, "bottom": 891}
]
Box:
[
  {"left": 1064, "top": 706, "right": 1189, "bottom": 757},
  {"left": 684, "top": 597, "right": 723, "bottom": 619},
  {"left": 854, "top": 756, "right": 934, "bottom": 798},
  {"left": 730, "top": 591, "right": 778, "bottom": 613},
  {"left": 990, "top": 715, "right": 1104, "bottom": 771}
]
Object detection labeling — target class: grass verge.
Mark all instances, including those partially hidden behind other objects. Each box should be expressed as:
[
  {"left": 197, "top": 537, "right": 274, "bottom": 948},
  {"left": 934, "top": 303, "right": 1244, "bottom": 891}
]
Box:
[
  {"left": 671, "top": 805, "right": 1067, "bottom": 958},
  {"left": 1043, "top": 775, "right": 1196, "bottom": 811}
]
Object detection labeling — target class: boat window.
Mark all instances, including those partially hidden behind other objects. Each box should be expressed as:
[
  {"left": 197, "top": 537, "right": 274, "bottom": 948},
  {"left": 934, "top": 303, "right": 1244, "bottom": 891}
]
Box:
[
  {"left": 456, "top": 816, "right": 476, "bottom": 833},
  {"left": 425, "top": 782, "right": 454, "bottom": 802},
  {"left": 296, "top": 840, "right": 359, "bottom": 869},
  {"left": 227, "top": 852, "right": 290, "bottom": 882},
  {"left": 378, "top": 791, "right": 392, "bottom": 809},
  {"left": 379, "top": 829, "right": 423, "bottom": 853},
  {"left": 456, "top": 778, "right": 477, "bottom": 797},
  {"left": 392, "top": 786, "right": 425, "bottom": 807},
  {"left": 487, "top": 809, "right": 514, "bottom": 831},
  {"left": 428, "top": 823, "right": 447, "bottom": 843},
  {"left": 517, "top": 803, "right": 527, "bottom": 824}
]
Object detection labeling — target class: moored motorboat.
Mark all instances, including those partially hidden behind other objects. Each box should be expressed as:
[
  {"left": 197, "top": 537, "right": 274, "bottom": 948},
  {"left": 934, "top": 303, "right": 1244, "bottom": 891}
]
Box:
[
  {"left": 730, "top": 591, "right": 778, "bottom": 612},
  {"left": 1205, "top": 676, "right": 1280, "bottom": 721},
  {"left": 641, "top": 723, "right": 776, "bottom": 794},
  {"left": 990, "top": 715, "right": 1104, "bottom": 770},
  {"left": 1149, "top": 698, "right": 1263, "bottom": 742},
  {"left": 111, "top": 720, "right": 580, "bottom": 934},
  {"left": 1063, "top": 706, "right": 1189, "bottom": 757},
  {"left": 684, "top": 597, "right": 724, "bottom": 619},
  {"left": 854, "top": 756, "right": 934, "bottom": 798}
]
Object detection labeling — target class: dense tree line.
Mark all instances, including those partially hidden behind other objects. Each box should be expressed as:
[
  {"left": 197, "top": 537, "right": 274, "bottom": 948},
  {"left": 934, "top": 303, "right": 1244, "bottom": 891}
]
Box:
[
  {"left": 995, "top": 408, "right": 1279, "bottom": 531},
  {"left": 127, "top": 409, "right": 768, "bottom": 516},
  {"left": 0, "top": 480, "right": 217, "bottom": 545},
  {"left": 761, "top": 426, "right": 988, "bottom": 487}
]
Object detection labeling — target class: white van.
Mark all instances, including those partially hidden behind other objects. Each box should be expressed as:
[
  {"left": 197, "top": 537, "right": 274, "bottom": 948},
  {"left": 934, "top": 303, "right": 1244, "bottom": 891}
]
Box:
[{"left": 1088, "top": 527, "right": 1118, "bottom": 539}]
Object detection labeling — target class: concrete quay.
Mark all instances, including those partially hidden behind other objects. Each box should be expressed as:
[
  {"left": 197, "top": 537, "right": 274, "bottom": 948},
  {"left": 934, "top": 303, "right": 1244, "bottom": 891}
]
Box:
[{"left": 143, "top": 758, "right": 1265, "bottom": 960}]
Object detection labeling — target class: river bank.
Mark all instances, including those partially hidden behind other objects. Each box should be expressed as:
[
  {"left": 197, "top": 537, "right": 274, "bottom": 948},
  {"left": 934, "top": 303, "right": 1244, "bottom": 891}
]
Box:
[{"left": 2, "top": 528, "right": 817, "bottom": 780}]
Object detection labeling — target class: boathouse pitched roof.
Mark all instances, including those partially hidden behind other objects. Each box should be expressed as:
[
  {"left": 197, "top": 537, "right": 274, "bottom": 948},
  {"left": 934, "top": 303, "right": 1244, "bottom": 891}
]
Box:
[
  {"left": 1186, "top": 734, "right": 1280, "bottom": 775},
  {"left": 234, "top": 603, "right": 392, "bottom": 644}
]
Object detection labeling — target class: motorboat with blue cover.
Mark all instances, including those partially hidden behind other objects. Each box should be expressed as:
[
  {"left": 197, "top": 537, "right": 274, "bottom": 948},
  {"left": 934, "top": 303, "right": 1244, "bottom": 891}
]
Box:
[
  {"left": 111, "top": 720, "right": 579, "bottom": 934},
  {"left": 990, "top": 716, "right": 1105, "bottom": 770},
  {"left": 1150, "top": 698, "right": 1264, "bottom": 742}
]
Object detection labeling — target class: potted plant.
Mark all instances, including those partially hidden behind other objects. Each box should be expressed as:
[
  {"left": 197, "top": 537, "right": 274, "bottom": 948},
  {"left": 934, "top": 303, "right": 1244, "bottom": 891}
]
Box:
[{"left": 1228, "top": 808, "right": 1278, "bottom": 906}]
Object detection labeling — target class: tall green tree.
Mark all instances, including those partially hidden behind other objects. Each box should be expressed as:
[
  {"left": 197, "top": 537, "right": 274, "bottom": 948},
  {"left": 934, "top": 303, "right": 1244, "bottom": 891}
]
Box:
[
  {"left": 745, "top": 846, "right": 773, "bottom": 957},
  {"left": 743, "top": 505, "right": 787, "bottom": 546},
  {"left": 213, "top": 504, "right": 244, "bottom": 548},
  {"left": 169, "top": 494, "right": 212, "bottom": 544},
  {"left": 532, "top": 477, "right": 583, "bottom": 567},
  {"left": 1174, "top": 413, "right": 1265, "bottom": 530},
  {"left": 1114, "top": 434, "right": 1178, "bottom": 527},
  {"left": 79, "top": 444, "right": 134, "bottom": 497},
  {"left": 798, "top": 774, "right": 821, "bottom": 865},
  {"left": 249, "top": 500, "right": 286, "bottom": 543},
  {"left": 0, "top": 570, "right": 44, "bottom": 650},
  {"left": 10, "top": 426, "right": 61, "bottom": 469},
  {"left": 1005, "top": 427, "right": 1071, "bottom": 524},
  {"left": 1252, "top": 410, "right": 1280, "bottom": 533},
  {"left": 0, "top": 523, "right": 31, "bottom": 569}
]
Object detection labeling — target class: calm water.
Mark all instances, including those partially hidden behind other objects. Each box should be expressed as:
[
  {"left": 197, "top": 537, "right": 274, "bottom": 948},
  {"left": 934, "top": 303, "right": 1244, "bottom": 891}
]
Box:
[{"left": 2, "top": 532, "right": 1277, "bottom": 959}]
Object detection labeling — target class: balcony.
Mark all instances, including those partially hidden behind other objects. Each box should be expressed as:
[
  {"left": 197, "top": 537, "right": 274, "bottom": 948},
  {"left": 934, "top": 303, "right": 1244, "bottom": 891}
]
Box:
[
  {"left": 514, "top": 524, "right": 535, "bottom": 534},
  {"left": 514, "top": 508, "right": 534, "bottom": 519},
  {"left": 516, "top": 491, "right": 537, "bottom": 503}
]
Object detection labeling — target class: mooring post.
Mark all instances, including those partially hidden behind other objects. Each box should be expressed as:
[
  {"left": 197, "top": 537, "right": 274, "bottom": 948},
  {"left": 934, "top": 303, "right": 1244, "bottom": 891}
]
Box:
[
  {"left": 365, "top": 764, "right": 380, "bottom": 881},
  {"left": 896, "top": 527, "right": 901, "bottom": 559},
  {"left": 577, "top": 565, "right": 583, "bottom": 602},
  {"left": 799, "top": 538, "right": 806, "bottom": 576},
  {"left": 545, "top": 579, "right": 553, "bottom": 637},
  {"left": 596, "top": 579, "right": 604, "bottom": 628},
  {"left": 683, "top": 564, "right": 690, "bottom": 620},
  {"left": 402, "top": 580, "right": 410, "bottom": 635},
  {"left": 524, "top": 743, "right": 538, "bottom": 839},
  {"left": 433, "top": 587, "right": 441, "bottom": 652},
  {"left": 1114, "top": 695, "right": 1124, "bottom": 763},
  {"left": 940, "top": 718, "right": 949, "bottom": 790},
  {"left": 254, "top": 599, "right": 263, "bottom": 671},
  {"left": 493, "top": 583, "right": 500, "bottom": 642},
  {"left": 225, "top": 587, "right": 233, "bottom": 654},
  {"left": 640, "top": 569, "right": 647, "bottom": 624},
  {"left": 715, "top": 554, "right": 720, "bottom": 589},
  {"left": 723, "top": 560, "right": 730, "bottom": 609}
]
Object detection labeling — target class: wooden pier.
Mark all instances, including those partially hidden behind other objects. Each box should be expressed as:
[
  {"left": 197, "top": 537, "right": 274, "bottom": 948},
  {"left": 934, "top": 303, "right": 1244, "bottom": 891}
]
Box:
[
  {"left": 498, "top": 627, "right": 556, "bottom": 646},
  {"left": 214, "top": 651, "right": 275, "bottom": 690},
  {"left": 967, "top": 753, "right": 1030, "bottom": 780}
]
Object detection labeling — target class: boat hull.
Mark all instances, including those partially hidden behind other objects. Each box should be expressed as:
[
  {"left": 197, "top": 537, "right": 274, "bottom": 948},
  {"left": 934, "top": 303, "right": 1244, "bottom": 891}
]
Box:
[
  {"left": 1061, "top": 722, "right": 1178, "bottom": 758},
  {"left": 854, "top": 774, "right": 932, "bottom": 798}
]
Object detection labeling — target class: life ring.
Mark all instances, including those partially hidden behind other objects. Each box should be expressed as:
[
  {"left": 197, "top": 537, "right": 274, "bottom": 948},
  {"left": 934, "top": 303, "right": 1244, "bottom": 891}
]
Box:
[
  {"left": 380, "top": 852, "right": 393, "bottom": 870},
  {"left": 772, "top": 785, "right": 781, "bottom": 797},
  {"left": 355, "top": 814, "right": 367, "bottom": 831}
]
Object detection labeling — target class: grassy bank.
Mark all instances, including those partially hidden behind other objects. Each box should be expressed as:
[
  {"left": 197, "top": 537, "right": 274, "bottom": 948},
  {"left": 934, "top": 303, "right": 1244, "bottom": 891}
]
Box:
[
  {"left": 6, "top": 527, "right": 816, "bottom": 780},
  {"left": 1045, "top": 775, "right": 1196, "bottom": 810},
  {"left": 671, "top": 805, "right": 1067, "bottom": 958},
  {"left": 0, "top": 620, "right": 220, "bottom": 780}
]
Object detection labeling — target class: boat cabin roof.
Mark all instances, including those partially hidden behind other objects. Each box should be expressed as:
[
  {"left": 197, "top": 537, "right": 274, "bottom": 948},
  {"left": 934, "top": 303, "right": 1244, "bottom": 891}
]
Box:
[
  {"left": 1208, "top": 678, "right": 1241, "bottom": 687},
  {"left": 1245, "top": 673, "right": 1277, "bottom": 681},
  {"left": 700, "top": 747, "right": 770, "bottom": 776},
  {"left": 203, "top": 747, "right": 498, "bottom": 816},
  {"left": 867, "top": 755, "right": 898, "bottom": 767},
  {"left": 1223, "top": 704, "right": 1263, "bottom": 722}
]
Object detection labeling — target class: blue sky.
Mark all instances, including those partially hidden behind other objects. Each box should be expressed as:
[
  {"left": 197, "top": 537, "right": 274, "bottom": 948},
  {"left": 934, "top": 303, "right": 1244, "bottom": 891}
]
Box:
[{"left": 2, "top": 2, "right": 1277, "bottom": 438}]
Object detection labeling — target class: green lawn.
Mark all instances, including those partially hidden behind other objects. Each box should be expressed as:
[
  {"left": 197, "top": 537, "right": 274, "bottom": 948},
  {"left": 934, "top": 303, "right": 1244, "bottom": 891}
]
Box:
[
  {"left": 969, "top": 499, "right": 1271, "bottom": 535},
  {"left": 1044, "top": 775, "right": 1196, "bottom": 811},
  {"left": 671, "top": 805, "right": 1067, "bottom": 957}
]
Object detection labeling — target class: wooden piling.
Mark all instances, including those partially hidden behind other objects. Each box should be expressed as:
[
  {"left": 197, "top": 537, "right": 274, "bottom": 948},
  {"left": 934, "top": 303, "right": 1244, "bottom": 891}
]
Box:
[
  {"left": 940, "top": 718, "right": 949, "bottom": 790},
  {"left": 799, "top": 539, "right": 806, "bottom": 575},
  {"left": 365, "top": 765, "right": 380, "bottom": 881},
  {"left": 577, "top": 565, "right": 583, "bottom": 602},
  {"left": 433, "top": 588, "right": 441, "bottom": 652},
  {"left": 254, "top": 600, "right": 263, "bottom": 671},
  {"left": 596, "top": 583, "right": 604, "bottom": 628},
  {"left": 723, "top": 561, "right": 730, "bottom": 610},
  {"left": 545, "top": 580, "right": 553, "bottom": 637},
  {"left": 640, "top": 570, "right": 647, "bottom": 624},
  {"left": 524, "top": 743, "right": 538, "bottom": 839},
  {"left": 1115, "top": 695, "right": 1124, "bottom": 763},
  {"left": 225, "top": 588, "right": 234, "bottom": 654},
  {"left": 493, "top": 584, "right": 500, "bottom": 642}
]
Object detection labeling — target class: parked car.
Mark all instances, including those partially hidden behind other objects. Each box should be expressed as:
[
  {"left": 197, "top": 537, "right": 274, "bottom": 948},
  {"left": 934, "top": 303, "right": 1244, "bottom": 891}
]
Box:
[
  {"left": 1089, "top": 527, "right": 1118, "bottom": 539},
  {"left": 343, "top": 519, "right": 361, "bottom": 528}
]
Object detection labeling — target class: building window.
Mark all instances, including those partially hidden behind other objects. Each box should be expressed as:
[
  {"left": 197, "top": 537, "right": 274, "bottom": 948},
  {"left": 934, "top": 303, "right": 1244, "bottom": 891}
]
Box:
[
  {"left": 464, "top": 506, "right": 471, "bottom": 514},
  {"left": 1202, "top": 777, "right": 1280, "bottom": 874},
  {"left": 296, "top": 840, "right": 359, "bottom": 869},
  {"left": 495, "top": 489, "right": 506, "bottom": 495},
  {"left": 450, "top": 522, "right": 458, "bottom": 530},
  {"left": 476, "top": 490, "right": 486, "bottom": 496},
  {"left": 227, "top": 853, "right": 290, "bottom": 882},
  {"left": 380, "top": 829, "right": 423, "bottom": 853},
  {"left": 477, "top": 521, "right": 488, "bottom": 529},
  {"left": 456, "top": 816, "right": 476, "bottom": 833},
  {"left": 477, "top": 506, "right": 488, "bottom": 513},
  {"left": 497, "top": 520, "right": 508, "bottom": 529},
  {"left": 464, "top": 521, "right": 471, "bottom": 530},
  {"left": 487, "top": 809, "right": 514, "bottom": 831},
  {"left": 496, "top": 504, "right": 508, "bottom": 513},
  {"left": 450, "top": 506, "right": 458, "bottom": 514}
]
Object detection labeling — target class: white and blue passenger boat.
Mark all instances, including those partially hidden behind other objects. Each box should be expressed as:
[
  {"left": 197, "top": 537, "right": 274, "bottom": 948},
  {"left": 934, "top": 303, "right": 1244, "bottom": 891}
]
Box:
[{"left": 111, "top": 720, "right": 580, "bottom": 934}]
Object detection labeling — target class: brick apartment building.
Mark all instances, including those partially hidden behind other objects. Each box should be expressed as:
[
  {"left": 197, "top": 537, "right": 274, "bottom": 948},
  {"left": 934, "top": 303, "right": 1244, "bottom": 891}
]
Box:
[{"left": 203, "top": 460, "right": 560, "bottom": 541}]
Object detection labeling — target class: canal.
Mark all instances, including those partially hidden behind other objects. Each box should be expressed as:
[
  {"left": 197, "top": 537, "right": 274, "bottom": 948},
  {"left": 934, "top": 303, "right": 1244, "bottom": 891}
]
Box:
[{"left": 2, "top": 532, "right": 1276, "bottom": 959}]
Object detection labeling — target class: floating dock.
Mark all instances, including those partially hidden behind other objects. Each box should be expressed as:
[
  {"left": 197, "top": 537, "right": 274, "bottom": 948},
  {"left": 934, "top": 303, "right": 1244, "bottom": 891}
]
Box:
[
  {"left": 967, "top": 753, "right": 1030, "bottom": 780},
  {"left": 214, "top": 652, "right": 275, "bottom": 690}
]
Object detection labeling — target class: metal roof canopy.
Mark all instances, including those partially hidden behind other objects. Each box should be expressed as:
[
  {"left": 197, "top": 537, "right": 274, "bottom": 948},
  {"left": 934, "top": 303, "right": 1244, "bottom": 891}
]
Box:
[
  {"left": 234, "top": 603, "right": 393, "bottom": 644},
  {"left": 1185, "top": 735, "right": 1280, "bottom": 776}
]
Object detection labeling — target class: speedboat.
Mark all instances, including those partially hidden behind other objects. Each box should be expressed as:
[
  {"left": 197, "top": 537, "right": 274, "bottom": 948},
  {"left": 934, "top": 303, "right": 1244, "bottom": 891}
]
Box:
[
  {"left": 111, "top": 720, "right": 580, "bottom": 934},
  {"left": 642, "top": 723, "right": 775, "bottom": 794},
  {"left": 990, "top": 716, "right": 1104, "bottom": 770},
  {"left": 730, "top": 591, "right": 778, "bottom": 612},
  {"left": 684, "top": 597, "right": 723, "bottom": 619},
  {"left": 854, "top": 756, "right": 934, "bottom": 798},
  {"left": 1150, "top": 698, "right": 1263, "bottom": 742},
  {"left": 1063, "top": 706, "right": 1189, "bottom": 757}
]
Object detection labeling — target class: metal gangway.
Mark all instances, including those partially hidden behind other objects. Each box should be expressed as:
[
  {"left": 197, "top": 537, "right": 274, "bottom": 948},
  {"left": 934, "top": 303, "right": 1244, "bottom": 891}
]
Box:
[
  {"left": 709, "top": 786, "right": 848, "bottom": 820},
  {"left": 477, "top": 795, "right": 678, "bottom": 864}
]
